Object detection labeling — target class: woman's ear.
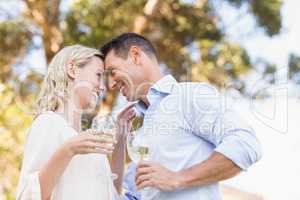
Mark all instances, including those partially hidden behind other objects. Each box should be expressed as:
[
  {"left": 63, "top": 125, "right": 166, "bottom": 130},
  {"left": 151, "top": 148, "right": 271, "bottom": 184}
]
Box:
[{"left": 66, "top": 60, "right": 77, "bottom": 79}]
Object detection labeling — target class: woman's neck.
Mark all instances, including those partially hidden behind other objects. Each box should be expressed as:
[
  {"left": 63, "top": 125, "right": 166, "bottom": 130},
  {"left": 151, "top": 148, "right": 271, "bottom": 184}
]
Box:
[{"left": 62, "top": 100, "right": 82, "bottom": 132}]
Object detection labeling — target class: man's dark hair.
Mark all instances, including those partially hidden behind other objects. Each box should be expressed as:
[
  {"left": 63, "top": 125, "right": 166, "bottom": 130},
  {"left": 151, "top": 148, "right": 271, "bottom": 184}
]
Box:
[{"left": 100, "top": 33, "right": 158, "bottom": 61}]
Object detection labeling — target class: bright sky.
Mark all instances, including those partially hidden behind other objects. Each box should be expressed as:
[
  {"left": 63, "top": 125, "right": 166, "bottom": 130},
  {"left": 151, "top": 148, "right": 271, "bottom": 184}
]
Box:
[
  {"left": 240, "top": 0, "right": 300, "bottom": 67},
  {"left": 218, "top": 0, "right": 300, "bottom": 79}
]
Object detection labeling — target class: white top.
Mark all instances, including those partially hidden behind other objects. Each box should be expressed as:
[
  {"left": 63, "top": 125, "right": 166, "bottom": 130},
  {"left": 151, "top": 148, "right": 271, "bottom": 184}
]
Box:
[{"left": 16, "top": 111, "right": 116, "bottom": 200}]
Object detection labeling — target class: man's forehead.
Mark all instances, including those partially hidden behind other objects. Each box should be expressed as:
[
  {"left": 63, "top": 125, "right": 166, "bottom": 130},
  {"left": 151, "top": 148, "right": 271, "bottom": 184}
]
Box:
[
  {"left": 104, "top": 50, "right": 125, "bottom": 69},
  {"left": 103, "top": 61, "right": 113, "bottom": 71},
  {"left": 103, "top": 50, "right": 116, "bottom": 67}
]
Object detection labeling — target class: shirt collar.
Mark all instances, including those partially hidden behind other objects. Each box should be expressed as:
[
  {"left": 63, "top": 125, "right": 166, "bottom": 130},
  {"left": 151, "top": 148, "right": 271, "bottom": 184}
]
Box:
[
  {"left": 135, "top": 75, "right": 177, "bottom": 116},
  {"left": 150, "top": 74, "right": 177, "bottom": 95}
]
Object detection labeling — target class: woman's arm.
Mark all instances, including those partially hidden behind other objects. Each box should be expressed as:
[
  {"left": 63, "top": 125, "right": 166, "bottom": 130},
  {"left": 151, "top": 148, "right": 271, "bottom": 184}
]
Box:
[
  {"left": 110, "top": 137, "right": 126, "bottom": 194},
  {"left": 39, "top": 133, "right": 114, "bottom": 200},
  {"left": 39, "top": 146, "right": 73, "bottom": 199},
  {"left": 111, "top": 104, "right": 136, "bottom": 194}
]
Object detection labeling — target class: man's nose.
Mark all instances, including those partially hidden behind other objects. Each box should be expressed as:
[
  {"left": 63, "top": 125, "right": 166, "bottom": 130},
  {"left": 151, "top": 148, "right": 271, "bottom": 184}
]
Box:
[{"left": 107, "top": 75, "right": 116, "bottom": 90}]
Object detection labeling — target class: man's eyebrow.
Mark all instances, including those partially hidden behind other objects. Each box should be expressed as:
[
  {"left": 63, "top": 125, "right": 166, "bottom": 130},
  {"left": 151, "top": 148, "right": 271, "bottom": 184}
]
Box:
[
  {"left": 104, "top": 68, "right": 113, "bottom": 75},
  {"left": 104, "top": 64, "right": 114, "bottom": 70}
]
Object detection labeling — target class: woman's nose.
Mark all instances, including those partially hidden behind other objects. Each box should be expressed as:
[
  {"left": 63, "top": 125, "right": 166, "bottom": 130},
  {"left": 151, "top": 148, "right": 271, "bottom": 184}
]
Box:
[
  {"left": 96, "top": 79, "right": 106, "bottom": 93},
  {"left": 99, "top": 84, "right": 106, "bottom": 93}
]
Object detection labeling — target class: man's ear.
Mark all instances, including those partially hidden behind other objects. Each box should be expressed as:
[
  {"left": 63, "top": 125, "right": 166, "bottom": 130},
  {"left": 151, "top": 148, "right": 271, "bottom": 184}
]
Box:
[
  {"left": 66, "top": 60, "right": 78, "bottom": 79},
  {"left": 129, "top": 46, "right": 142, "bottom": 65}
]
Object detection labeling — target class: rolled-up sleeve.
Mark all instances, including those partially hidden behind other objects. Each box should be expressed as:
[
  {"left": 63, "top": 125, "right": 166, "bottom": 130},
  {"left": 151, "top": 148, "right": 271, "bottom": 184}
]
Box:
[
  {"left": 213, "top": 110, "right": 263, "bottom": 170},
  {"left": 185, "top": 84, "right": 262, "bottom": 170}
]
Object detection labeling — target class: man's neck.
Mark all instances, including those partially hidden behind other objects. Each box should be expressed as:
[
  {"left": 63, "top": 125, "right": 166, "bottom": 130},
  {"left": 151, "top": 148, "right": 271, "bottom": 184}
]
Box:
[
  {"left": 140, "top": 95, "right": 150, "bottom": 107},
  {"left": 140, "top": 70, "right": 164, "bottom": 107}
]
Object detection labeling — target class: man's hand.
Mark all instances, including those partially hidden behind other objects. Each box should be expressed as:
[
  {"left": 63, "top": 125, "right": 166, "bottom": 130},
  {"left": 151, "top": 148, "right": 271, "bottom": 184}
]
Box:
[{"left": 135, "top": 161, "right": 183, "bottom": 192}]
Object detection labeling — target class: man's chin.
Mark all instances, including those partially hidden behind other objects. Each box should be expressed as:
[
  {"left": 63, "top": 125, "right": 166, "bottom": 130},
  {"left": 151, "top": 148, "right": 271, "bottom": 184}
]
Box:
[
  {"left": 124, "top": 93, "right": 137, "bottom": 102},
  {"left": 125, "top": 95, "right": 133, "bottom": 102}
]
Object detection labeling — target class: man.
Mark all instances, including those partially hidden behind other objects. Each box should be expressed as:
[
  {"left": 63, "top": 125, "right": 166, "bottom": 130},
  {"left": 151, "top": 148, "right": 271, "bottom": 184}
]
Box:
[{"left": 101, "top": 33, "right": 262, "bottom": 200}]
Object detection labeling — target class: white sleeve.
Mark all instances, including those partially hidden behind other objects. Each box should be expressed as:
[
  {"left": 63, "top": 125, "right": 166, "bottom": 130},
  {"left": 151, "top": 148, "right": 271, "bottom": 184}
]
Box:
[
  {"left": 183, "top": 83, "right": 262, "bottom": 170},
  {"left": 16, "top": 113, "right": 63, "bottom": 200}
]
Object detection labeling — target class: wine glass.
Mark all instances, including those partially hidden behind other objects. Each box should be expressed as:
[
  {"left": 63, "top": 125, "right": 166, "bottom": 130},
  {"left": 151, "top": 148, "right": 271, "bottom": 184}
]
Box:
[
  {"left": 92, "top": 114, "right": 117, "bottom": 144},
  {"left": 127, "top": 131, "right": 156, "bottom": 198},
  {"left": 126, "top": 131, "right": 150, "bottom": 163},
  {"left": 92, "top": 114, "right": 118, "bottom": 199}
]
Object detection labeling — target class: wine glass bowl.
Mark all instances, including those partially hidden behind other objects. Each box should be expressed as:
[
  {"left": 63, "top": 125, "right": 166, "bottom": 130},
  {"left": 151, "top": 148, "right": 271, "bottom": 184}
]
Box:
[
  {"left": 92, "top": 114, "right": 117, "bottom": 144},
  {"left": 91, "top": 114, "right": 118, "bottom": 182},
  {"left": 126, "top": 131, "right": 150, "bottom": 163}
]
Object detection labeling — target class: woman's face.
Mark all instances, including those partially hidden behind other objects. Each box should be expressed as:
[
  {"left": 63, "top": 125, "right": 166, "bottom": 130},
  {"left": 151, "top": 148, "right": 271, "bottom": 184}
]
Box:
[{"left": 72, "top": 56, "right": 105, "bottom": 111}]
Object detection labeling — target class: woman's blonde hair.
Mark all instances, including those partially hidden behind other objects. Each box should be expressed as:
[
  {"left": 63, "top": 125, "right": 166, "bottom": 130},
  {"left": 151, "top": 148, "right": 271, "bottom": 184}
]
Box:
[{"left": 35, "top": 44, "right": 103, "bottom": 116}]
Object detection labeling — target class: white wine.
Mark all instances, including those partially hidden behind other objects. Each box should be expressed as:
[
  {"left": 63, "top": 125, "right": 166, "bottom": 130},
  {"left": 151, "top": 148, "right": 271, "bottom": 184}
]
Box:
[{"left": 127, "top": 145, "right": 150, "bottom": 163}]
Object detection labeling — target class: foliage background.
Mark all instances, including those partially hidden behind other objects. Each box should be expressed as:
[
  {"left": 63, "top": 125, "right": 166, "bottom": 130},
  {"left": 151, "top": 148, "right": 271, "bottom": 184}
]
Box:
[{"left": 1, "top": 0, "right": 299, "bottom": 199}]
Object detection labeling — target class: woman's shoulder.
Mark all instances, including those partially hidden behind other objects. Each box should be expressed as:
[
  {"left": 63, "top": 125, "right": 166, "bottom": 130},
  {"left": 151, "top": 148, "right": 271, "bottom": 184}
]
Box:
[
  {"left": 30, "top": 111, "right": 68, "bottom": 133},
  {"left": 34, "top": 111, "right": 66, "bottom": 124},
  {"left": 24, "top": 112, "right": 70, "bottom": 156}
]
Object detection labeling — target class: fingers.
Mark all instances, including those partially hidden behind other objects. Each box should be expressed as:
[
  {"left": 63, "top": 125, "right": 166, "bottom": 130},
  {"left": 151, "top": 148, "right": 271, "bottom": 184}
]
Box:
[
  {"left": 128, "top": 109, "right": 136, "bottom": 120},
  {"left": 91, "top": 143, "right": 114, "bottom": 154},
  {"left": 120, "top": 108, "right": 136, "bottom": 122},
  {"left": 136, "top": 173, "right": 153, "bottom": 187},
  {"left": 85, "top": 129, "right": 114, "bottom": 137},
  {"left": 135, "top": 161, "right": 155, "bottom": 189},
  {"left": 84, "top": 141, "right": 114, "bottom": 150},
  {"left": 122, "top": 102, "right": 137, "bottom": 112},
  {"left": 118, "top": 103, "right": 137, "bottom": 120},
  {"left": 82, "top": 141, "right": 115, "bottom": 154},
  {"left": 137, "top": 160, "right": 152, "bottom": 168},
  {"left": 136, "top": 164, "right": 153, "bottom": 177},
  {"left": 83, "top": 131, "right": 116, "bottom": 143},
  {"left": 137, "top": 179, "right": 154, "bottom": 190},
  {"left": 83, "top": 147, "right": 114, "bottom": 155},
  {"left": 120, "top": 108, "right": 136, "bottom": 121},
  {"left": 92, "top": 148, "right": 113, "bottom": 155},
  {"left": 69, "top": 132, "right": 116, "bottom": 155},
  {"left": 77, "top": 133, "right": 116, "bottom": 152}
]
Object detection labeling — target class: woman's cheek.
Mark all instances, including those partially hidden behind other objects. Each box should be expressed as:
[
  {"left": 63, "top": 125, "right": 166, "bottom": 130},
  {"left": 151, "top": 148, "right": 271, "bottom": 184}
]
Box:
[{"left": 75, "top": 86, "right": 90, "bottom": 109}]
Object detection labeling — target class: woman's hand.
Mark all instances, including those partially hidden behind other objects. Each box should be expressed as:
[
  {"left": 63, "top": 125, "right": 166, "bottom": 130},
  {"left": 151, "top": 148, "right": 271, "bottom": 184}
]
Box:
[
  {"left": 116, "top": 103, "right": 136, "bottom": 142},
  {"left": 62, "top": 130, "right": 115, "bottom": 157}
]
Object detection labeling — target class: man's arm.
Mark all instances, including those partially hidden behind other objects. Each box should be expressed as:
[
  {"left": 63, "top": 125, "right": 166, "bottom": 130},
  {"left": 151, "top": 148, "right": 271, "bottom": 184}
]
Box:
[
  {"left": 136, "top": 110, "right": 262, "bottom": 191},
  {"left": 136, "top": 152, "right": 241, "bottom": 191},
  {"left": 176, "top": 152, "right": 242, "bottom": 189}
]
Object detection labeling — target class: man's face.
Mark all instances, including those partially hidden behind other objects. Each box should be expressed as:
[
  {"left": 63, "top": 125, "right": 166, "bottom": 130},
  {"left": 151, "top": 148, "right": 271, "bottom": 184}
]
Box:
[{"left": 104, "top": 50, "right": 145, "bottom": 101}]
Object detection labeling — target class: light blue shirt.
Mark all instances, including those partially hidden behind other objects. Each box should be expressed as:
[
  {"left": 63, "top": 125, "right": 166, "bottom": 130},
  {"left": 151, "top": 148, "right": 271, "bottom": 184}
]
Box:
[{"left": 120, "top": 75, "right": 262, "bottom": 200}]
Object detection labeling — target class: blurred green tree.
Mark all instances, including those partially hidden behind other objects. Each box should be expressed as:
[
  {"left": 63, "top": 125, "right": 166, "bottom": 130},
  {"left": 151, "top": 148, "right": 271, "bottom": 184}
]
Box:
[{"left": 288, "top": 53, "right": 300, "bottom": 84}]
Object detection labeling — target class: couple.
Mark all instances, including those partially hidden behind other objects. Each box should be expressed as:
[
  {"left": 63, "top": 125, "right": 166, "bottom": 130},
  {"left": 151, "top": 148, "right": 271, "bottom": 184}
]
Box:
[{"left": 17, "top": 33, "right": 262, "bottom": 200}]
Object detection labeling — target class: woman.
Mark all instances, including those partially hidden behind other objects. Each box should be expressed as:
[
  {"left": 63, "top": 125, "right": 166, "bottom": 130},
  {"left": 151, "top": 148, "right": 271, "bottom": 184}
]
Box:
[{"left": 16, "top": 45, "right": 135, "bottom": 200}]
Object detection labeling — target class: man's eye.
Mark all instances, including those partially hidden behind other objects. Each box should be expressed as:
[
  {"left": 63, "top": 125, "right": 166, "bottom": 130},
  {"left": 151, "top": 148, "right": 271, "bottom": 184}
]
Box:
[{"left": 105, "top": 69, "right": 114, "bottom": 76}]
